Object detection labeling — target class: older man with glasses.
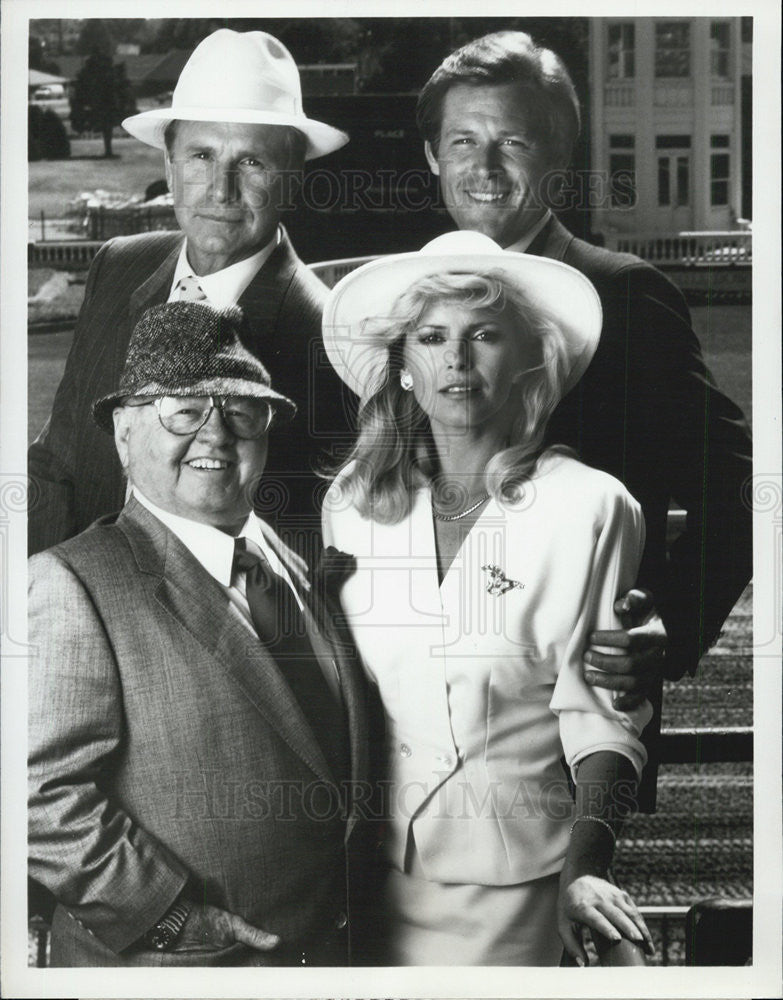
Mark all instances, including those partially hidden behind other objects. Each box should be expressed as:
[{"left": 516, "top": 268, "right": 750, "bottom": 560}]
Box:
[{"left": 28, "top": 301, "right": 371, "bottom": 967}]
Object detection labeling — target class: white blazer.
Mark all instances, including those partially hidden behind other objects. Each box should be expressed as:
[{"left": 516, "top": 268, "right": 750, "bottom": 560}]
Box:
[{"left": 323, "top": 454, "right": 653, "bottom": 886}]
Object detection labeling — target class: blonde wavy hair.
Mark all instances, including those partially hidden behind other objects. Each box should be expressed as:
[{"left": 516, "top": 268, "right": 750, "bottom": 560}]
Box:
[{"left": 336, "top": 270, "right": 572, "bottom": 524}]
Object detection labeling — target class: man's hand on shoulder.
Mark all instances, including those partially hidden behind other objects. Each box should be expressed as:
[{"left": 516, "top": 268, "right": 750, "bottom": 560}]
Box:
[
  {"left": 174, "top": 901, "right": 280, "bottom": 954},
  {"left": 583, "top": 589, "right": 667, "bottom": 711}
]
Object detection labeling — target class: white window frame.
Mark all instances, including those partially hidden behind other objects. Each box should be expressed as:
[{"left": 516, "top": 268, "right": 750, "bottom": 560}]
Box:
[{"left": 607, "top": 22, "right": 635, "bottom": 80}]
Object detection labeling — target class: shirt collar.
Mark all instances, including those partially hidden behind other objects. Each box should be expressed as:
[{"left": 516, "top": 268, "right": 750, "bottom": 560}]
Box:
[
  {"left": 503, "top": 209, "right": 552, "bottom": 254},
  {"left": 131, "top": 488, "right": 294, "bottom": 591},
  {"left": 170, "top": 226, "right": 281, "bottom": 308}
]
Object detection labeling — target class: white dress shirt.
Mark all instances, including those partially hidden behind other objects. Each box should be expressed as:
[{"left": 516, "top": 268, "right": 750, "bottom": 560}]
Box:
[
  {"left": 168, "top": 227, "right": 281, "bottom": 307},
  {"left": 132, "top": 488, "right": 306, "bottom": 630},
  {"left": 131, "top": 490, "right": 342, "bottom": 701}
]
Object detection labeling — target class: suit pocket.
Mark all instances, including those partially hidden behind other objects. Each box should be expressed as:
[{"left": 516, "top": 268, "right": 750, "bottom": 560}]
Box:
[{"left": 130, "top": 940, "right": 249, "bottom": 966}]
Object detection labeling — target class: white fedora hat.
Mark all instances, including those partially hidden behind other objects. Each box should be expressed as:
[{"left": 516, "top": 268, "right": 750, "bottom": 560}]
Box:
[
  {"left": 122, "top": 29, "right": 348, "bottom": 160},
  {"left": 323, "top": 230, "right": 602, "bottom": 400}
]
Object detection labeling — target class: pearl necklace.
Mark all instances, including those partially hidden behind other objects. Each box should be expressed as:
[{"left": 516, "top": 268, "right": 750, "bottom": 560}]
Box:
[{"left": 432, "top": 492, "right": 491, "bottom": 522}]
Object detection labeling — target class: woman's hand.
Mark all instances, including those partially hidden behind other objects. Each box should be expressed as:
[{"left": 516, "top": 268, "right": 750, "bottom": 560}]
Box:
[{"left": 557, "top": 873, "right": 654, "bottom": 966}]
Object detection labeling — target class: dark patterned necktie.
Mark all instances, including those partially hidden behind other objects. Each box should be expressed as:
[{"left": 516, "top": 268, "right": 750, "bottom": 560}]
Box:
[
  {"left": 233, "top": 538, "right": 349, "bottom": 785},
  {"left": 175, "top": 275, "right": 207, "bottom": 302}
]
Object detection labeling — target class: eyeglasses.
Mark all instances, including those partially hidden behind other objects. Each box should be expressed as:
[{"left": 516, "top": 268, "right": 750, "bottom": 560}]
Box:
[{"left": 126, "top": 395, "right": 274, "bottom": 439}]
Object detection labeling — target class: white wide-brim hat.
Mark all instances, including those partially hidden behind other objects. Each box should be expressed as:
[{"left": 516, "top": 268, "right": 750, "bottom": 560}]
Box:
[
  {"left": 322, "top": 230, "right": 603, "bottom": 400},
  {"left": 122, "top": 29, "right": 348, "bottom": 160}
]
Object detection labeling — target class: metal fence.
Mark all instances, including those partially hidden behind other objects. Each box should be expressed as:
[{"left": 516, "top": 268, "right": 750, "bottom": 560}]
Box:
[
  {"left": 604, "top": 230, "right": 752, "bottom": 266},
  {"left": 28, "top": 239, "right": 102, "bottom": 268},
  {"left": 641, "top": 905, "right": 690, "bottom": 966},
  {"left": 28, "top": 239, "right": 753, "bottom": 280}
]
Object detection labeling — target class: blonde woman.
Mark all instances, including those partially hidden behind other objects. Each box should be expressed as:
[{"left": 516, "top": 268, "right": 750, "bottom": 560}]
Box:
[{"left": 322, "top": 231, "right": 654, "bottom": 966}]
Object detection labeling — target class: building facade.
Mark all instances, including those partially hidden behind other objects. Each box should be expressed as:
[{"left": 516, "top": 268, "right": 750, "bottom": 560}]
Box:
[{"left": 589, "top": 17, "right": 749, "bottom": 237}]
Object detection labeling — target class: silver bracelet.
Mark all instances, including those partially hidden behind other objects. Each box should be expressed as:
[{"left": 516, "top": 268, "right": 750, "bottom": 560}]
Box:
[{"left": 570, "top": 815, "right": 616, "bottom": 846}]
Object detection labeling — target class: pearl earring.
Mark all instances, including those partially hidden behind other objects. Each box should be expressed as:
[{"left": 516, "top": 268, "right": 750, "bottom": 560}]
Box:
[{"left": 400, "top": 370, "right": 414, "bottom": 391}]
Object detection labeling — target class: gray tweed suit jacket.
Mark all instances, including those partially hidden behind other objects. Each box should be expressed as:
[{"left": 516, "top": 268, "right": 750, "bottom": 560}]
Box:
[
  {"left": 28, "top": 229, "right": 354, "bottom": 557},
  {"left": 28, "top": 497, "right": 370, "bottom": 966}
]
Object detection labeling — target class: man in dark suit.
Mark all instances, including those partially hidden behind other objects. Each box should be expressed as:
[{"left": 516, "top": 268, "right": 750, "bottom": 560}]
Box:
[
  {"left": 28, "top": 29, "right": 354, "bottom": 558},
  {"left": 29, "top": 301, "right": 370, "bottom": 966},
  {"left": 416, "top": 31, "right": 752, "bottom": 806}
]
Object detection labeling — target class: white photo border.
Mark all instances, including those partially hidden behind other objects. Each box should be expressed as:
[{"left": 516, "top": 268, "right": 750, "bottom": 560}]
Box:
[{"left": 2, "top": 0, "right": 780, "bottom": 996}]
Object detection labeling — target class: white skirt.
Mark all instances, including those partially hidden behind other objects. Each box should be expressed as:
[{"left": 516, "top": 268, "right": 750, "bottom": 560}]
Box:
[{"left": 381, "top": 865, "right": 563, "bottom": 966}]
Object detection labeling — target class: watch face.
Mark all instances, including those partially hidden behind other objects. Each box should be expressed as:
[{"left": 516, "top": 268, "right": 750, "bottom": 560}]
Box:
[{"left": 149, "top": 926, "right": 174, "bottom": 950}]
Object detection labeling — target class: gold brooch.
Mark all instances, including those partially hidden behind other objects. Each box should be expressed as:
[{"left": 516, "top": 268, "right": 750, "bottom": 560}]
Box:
[{"left": 482, "top": 564, "right": 524, "bottom": 597}]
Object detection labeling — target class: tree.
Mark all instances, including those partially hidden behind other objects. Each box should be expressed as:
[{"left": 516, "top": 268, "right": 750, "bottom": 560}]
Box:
[
  {"left": 353, "top": 17, "right": 588, "bottom": 95},
  {"left": 144, "top": 18, "right": 218, "bottom": 53},
  {"left": 76, "top": 19, "right": 113, "bottom": 57},
  {"left": 29, "top": 105, "right": 70, "bottom": 161},
  {"left": 29, "top": 34, "right": 61, "bottom": 74},
  {"left": 144, "top": 18, "right": 364, "bottom": 62},
  {"left": 70, "top": 18, "right": 137, "bottom": 157},
  {"left": 70, "top": 54, "right": 137, "bottom": 157}
]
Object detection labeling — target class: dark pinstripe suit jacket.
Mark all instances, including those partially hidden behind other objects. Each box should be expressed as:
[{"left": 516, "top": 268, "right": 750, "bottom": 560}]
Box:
[
  {"left": 28, "top": 229, "right": 354, "bottom": 557},
  {"left": 528, "top": 217, "right": 752, "bottom": 810},
  {"left": 530, "top": 216, "right": 751, "bottom": 679}
]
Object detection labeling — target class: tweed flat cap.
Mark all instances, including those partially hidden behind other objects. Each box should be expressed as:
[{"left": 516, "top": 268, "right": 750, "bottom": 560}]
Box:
[{"left": 93, "top": 301, "right": 297, "bottom": 433}]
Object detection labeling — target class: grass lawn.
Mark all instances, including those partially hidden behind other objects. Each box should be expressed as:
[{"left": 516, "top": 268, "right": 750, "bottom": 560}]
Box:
[{"left": 29, "top": 136, "right": 165, "bottom": 219}]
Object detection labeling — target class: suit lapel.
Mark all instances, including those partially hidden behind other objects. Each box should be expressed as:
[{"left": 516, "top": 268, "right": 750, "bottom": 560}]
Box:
[
  {"left": 128, "top": 241, "right": 182, "bottom": 327},
  {"left": 526, "top": 215, "right": 573, "bottom": 262},
  {"left": 319, "top": 593, "right": 368, "bottom": 838},
  {"left": 258, "top": 522, "right": 369, "bottom": 833},
  {"left": 207, "top": 597, "right": 340, "bottom": 787},
  {"left": 124, "top": 228, "right": 295, "bottom": 357},
  {"left": 119, "top": 499, "right": 337, "bottom": 784},
  {"left": 237, "top": 228, "right": 297, "bottom": 355},
  {"left": 302, "top": 578, "right": 368, "bottom": 835}
]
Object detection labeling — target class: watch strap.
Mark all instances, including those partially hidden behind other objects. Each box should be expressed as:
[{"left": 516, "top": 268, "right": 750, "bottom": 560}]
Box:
[{"left": 143, "top": 898, "right": 191, "bottom": 951}]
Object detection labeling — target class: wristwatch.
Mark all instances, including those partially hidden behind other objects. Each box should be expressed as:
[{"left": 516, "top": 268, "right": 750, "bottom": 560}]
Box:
[{"left": 143, "top": 899, "right": 191, "bottom": 951}]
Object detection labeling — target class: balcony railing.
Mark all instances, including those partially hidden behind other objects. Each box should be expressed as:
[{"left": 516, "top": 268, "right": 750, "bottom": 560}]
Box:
[
  {"left": 603, "top": 230, "right": 752, "bottom": 266},
  {"left": 654, "top": 81, "right": 694, "bottom": 107},
  {"left": 712, "top": 84, "right": 735, "bottom": 105},
  {"left": 604, "top": 82, "right": 635, "bottom": 107}
]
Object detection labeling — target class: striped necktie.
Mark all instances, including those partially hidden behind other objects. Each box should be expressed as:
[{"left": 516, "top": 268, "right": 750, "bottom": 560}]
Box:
[
  {"left": 233, "top": 538, "right": 349, "bottom": 785},
  {"left": 175, "top": 275, "right": 207, "bottom": 302}
]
